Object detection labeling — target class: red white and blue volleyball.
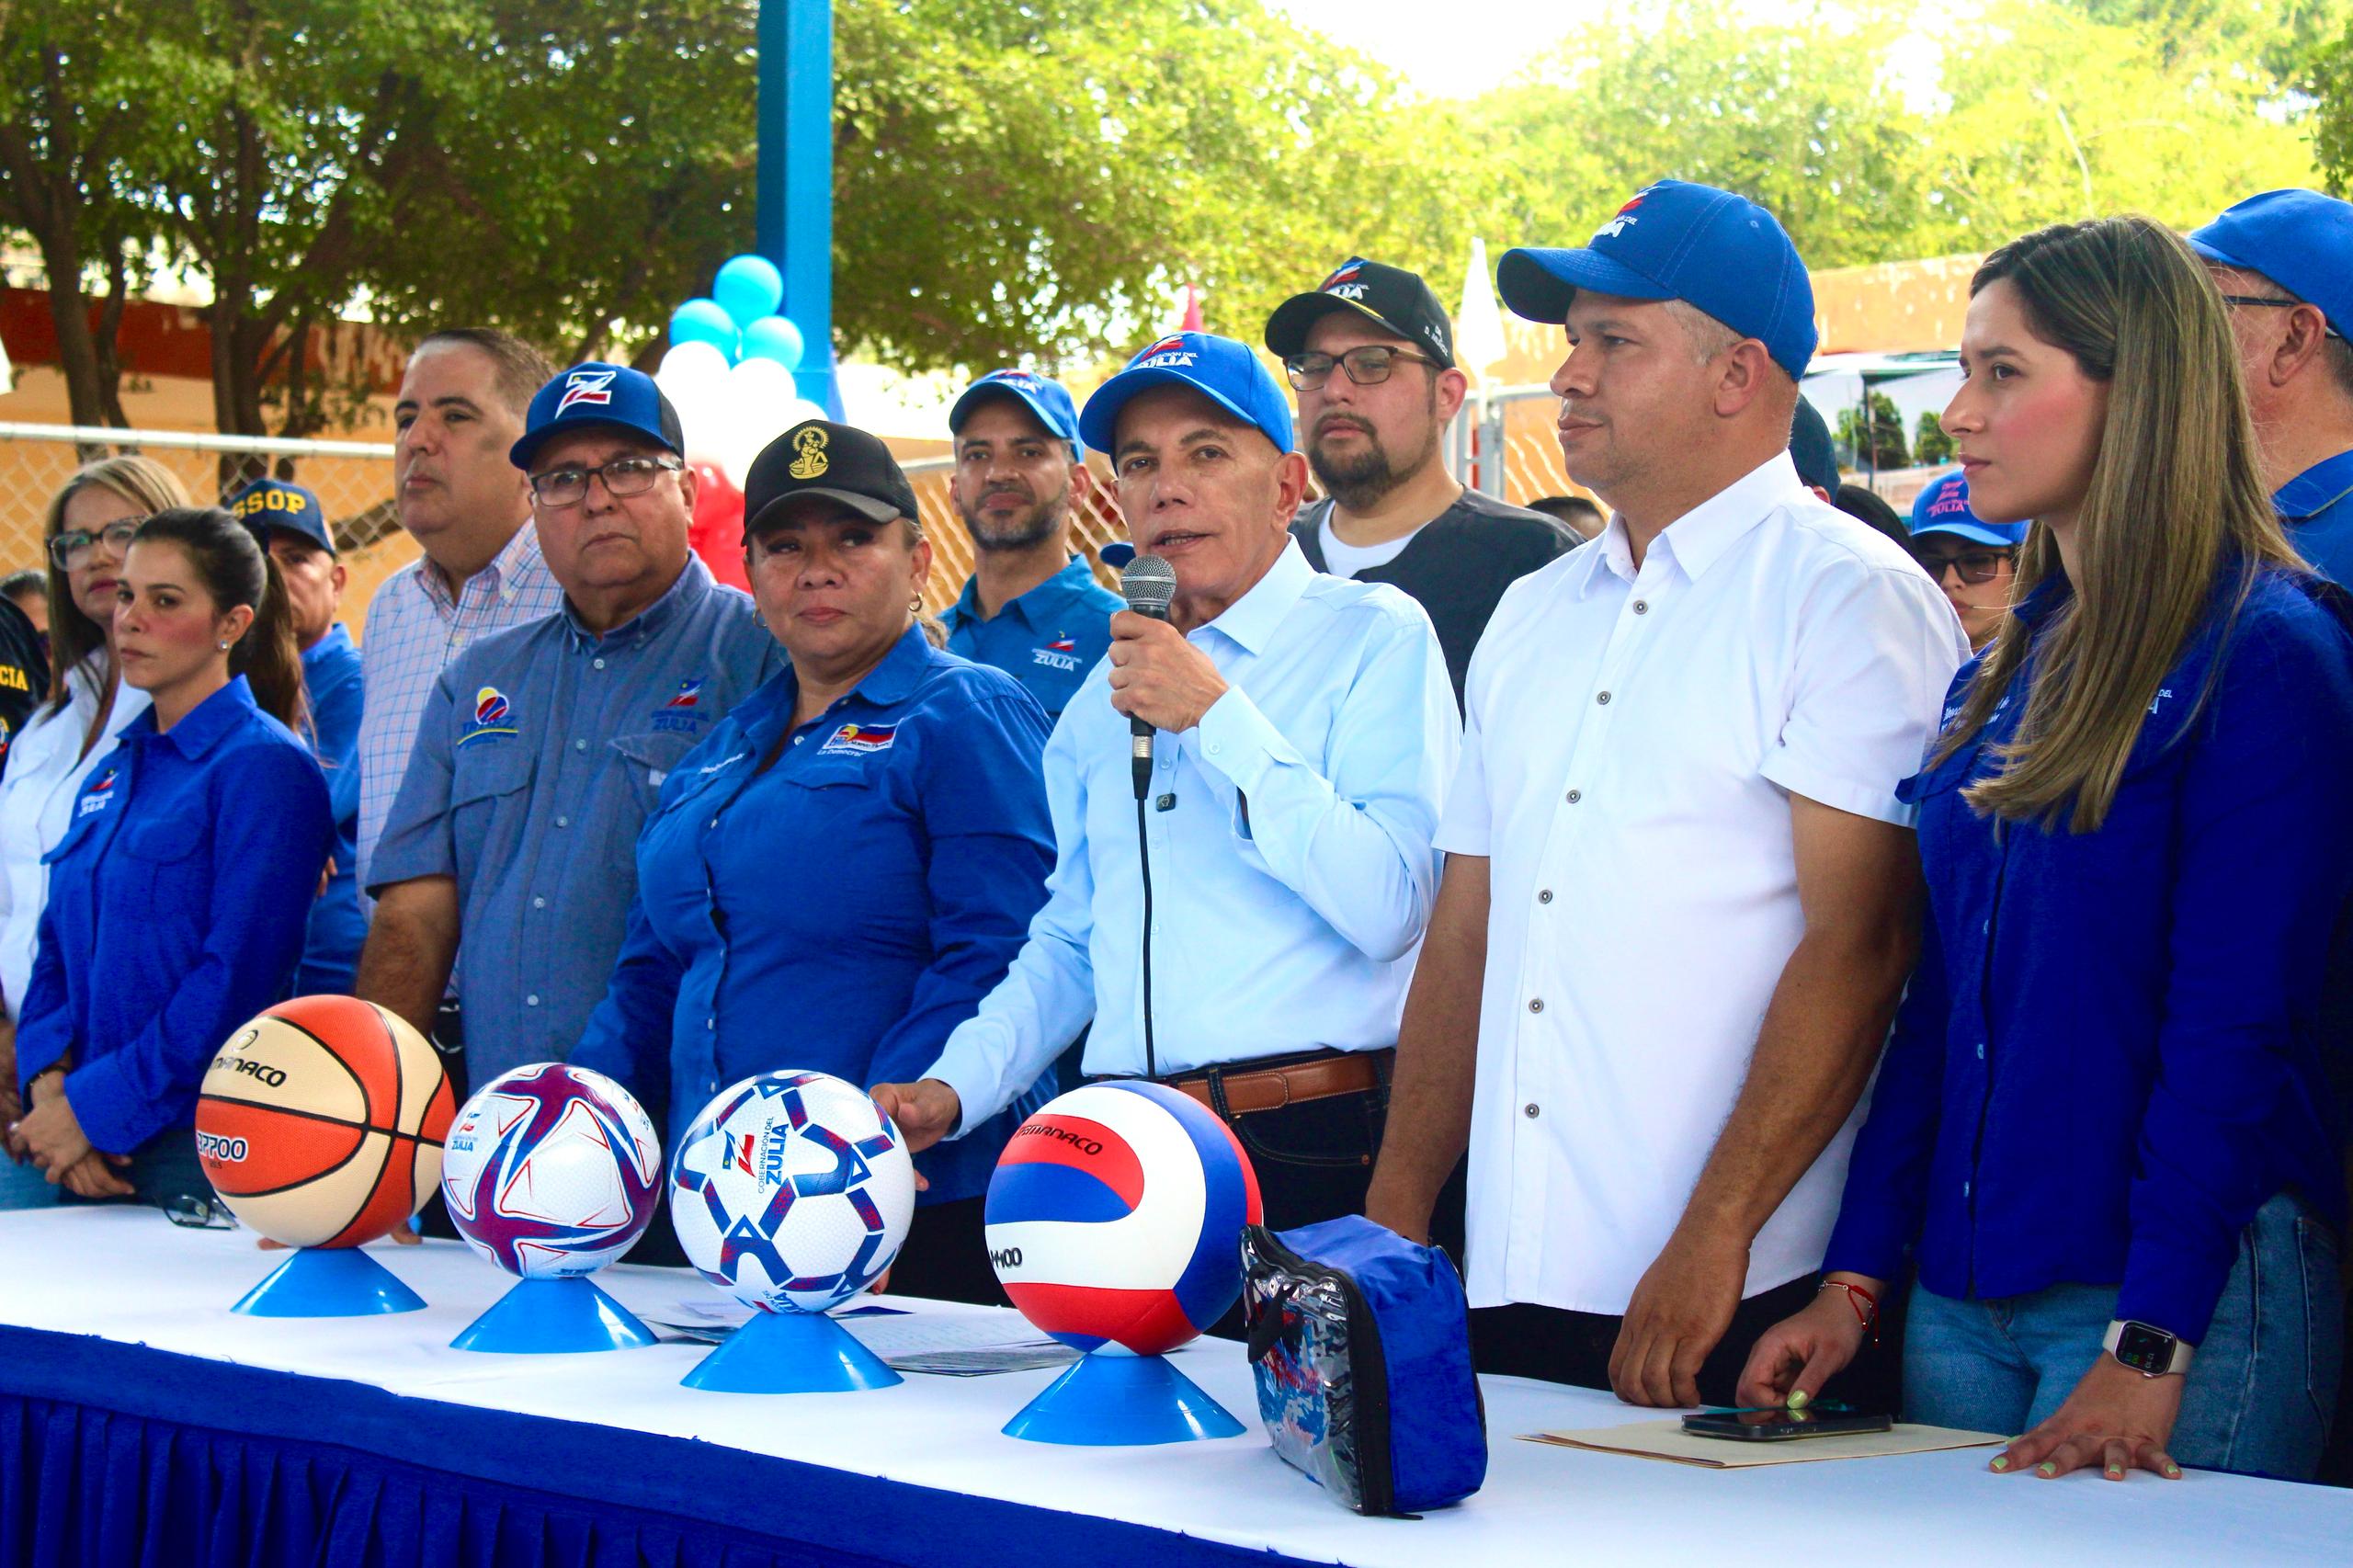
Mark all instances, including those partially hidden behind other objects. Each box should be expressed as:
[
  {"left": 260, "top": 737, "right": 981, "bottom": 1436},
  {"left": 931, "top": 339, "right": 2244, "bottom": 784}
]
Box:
[
  {"left": 985, "top": 1082, "right": 1262, "bottom": 1356},
  {"left": 669, "top": 1070, "right": 915, "bottom": 1313},
  {"left": 438, "top": 1063, "right": 661, "bottom": 1278}
]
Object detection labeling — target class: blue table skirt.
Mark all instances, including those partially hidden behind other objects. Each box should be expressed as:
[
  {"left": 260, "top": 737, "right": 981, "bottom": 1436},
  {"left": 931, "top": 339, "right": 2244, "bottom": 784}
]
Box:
[{"left": 0, "top": 1326, "right": 1310, "bottom": 1568}]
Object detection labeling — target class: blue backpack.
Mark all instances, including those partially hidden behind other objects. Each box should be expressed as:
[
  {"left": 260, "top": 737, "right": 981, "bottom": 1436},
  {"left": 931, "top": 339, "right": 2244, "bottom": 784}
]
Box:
[{"left": 1240, "top": 1215, "right": 1486, "bottom": 1516}]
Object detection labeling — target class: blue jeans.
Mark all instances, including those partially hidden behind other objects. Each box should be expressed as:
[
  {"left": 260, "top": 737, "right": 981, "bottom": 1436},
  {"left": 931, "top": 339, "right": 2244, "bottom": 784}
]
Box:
[
  {"left": 0, "top": 1151, "right": 56, "bottom": 1210},
  {"left": 1904, "top": 1191, "right": 2343, "bottom": 1480}
]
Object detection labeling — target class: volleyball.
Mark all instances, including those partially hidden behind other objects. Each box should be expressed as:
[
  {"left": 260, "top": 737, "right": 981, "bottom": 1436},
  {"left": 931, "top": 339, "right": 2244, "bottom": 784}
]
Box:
[
  {"left": 984, "top": 1081, "right": 1262, "bottom": 1356},
  {"left": 194, "top": 995, "right": 455, "bottom": 1248},
  {"left": 669, "top": 1070, "right": 916, "bottom": 1312},
  {"left": 439, "top": 1063, "right": 662, "bottom": 1278}
]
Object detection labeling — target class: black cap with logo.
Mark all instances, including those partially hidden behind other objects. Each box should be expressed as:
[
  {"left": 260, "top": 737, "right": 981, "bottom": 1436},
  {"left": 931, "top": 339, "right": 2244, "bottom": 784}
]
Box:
[
  {"left": 1264, "top": 257, "right": 1456, "bottom": 369},
  {"left": 742, "top": 419, "right": 922, "bottom": 541}
]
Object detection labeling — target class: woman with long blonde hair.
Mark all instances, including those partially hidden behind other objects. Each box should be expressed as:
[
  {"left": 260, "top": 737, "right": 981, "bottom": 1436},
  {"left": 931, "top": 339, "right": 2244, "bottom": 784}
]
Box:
[{"left": 1740, "top": 216, "right": 2353, "bottom": 1483}]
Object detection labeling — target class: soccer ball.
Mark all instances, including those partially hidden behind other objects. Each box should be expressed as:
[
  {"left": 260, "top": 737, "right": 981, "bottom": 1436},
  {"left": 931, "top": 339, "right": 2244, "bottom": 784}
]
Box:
[
  {"left": 985, "top": 1080, "right": 1262, "bottom": 1355},
  {"left": 670, "top": 1070, "right": 915, "bottom": 1313},
  {"left": 439, "top": 1062, "right": 662, "bottom": 1278}
]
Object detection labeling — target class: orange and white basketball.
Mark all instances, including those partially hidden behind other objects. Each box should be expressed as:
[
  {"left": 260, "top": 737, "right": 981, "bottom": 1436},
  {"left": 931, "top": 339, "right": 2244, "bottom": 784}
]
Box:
[{"left": 194, "top": 996, "right": 455, "bottom": 1248}]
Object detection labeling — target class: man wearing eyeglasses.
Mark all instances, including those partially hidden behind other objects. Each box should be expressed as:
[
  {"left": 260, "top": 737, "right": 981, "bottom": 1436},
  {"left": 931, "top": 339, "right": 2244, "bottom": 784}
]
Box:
[
  {"left": 1266, "top": 258, "right": 1572, "bottom": 707},
  {"left": 360, "top": 364, "right": 783, "bottom": 1091},
  {"left": 2189, "top": 191, "right": 2353, "bottom": 585},
  {"left": 1904, "top": 472, "right": 2022, "bottom": 652}
]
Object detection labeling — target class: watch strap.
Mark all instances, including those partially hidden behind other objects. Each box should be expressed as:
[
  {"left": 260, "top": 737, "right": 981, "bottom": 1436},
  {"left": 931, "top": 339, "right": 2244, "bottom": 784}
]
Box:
[{"left": 2104, "top": 1318, "right": 2194, "bottom": 1376}]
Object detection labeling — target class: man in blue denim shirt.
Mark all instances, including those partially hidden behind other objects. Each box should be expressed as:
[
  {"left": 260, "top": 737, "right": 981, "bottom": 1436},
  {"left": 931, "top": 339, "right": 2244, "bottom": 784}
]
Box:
[
  {"left": 2190, "top": 190, "right": 2353, "bottom": 583},
  {"left": 361, "top": 365, "right": 783, "bottom": 1091},
  {"left": 936, "top": 369, "right": 1122, "bottom": 723}
]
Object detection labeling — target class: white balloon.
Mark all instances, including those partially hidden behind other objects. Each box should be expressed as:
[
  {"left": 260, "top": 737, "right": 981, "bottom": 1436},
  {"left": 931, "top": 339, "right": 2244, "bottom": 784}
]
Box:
[
  {"left": 655, "top": 339, "right": 731, "bottom": 390},
  {"left": 783, "top": 397, "right": 829, "bottom": 426},
  {"left": 717, "top": 359, "right": 807, "bottom": 485}
]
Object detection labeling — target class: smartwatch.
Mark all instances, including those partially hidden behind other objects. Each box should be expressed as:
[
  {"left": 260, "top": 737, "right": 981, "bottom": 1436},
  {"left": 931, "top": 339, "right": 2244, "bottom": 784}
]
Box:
[{"left": 2104, "top": 1319, "right": 2194, "bottom": 1377}]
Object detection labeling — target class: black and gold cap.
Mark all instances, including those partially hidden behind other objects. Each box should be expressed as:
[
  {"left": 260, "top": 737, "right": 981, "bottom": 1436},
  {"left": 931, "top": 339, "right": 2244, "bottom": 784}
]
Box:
[{"left": 741, "top": 420, "right": 922, "bottom": 541}]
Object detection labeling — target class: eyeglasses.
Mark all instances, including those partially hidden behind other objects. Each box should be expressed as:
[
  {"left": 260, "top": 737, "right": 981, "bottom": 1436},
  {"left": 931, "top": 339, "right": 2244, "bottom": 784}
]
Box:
[
  {"left": 50, "top": 517, "right": 142, "bottom": 570},
  {"left": 528, "top": 454, "right": 684, "bottom": 507},
  {"left": 2218, "top": 294, "right": 2346, "bottom": 341},
  {"left": 1915, "top": 548, "right": 2013, "bottom": 585},
  {"left": 162, "top": 1192, "right": 237, "bottom": 1230},
  {"left": 1284, "top": 346, "right": 1441, "bottom": 392}
]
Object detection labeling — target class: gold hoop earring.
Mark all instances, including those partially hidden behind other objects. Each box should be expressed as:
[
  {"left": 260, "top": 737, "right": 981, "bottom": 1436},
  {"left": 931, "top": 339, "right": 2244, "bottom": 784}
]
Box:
[{"left": 908, "top": 596, "right": 922, "bottom": 614}]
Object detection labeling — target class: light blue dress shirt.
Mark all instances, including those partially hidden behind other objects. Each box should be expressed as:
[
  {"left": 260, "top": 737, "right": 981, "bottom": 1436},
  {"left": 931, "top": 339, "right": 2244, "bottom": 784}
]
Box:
[{"left": 923, "top": 539, "right": 1459, "bottom": 1134}]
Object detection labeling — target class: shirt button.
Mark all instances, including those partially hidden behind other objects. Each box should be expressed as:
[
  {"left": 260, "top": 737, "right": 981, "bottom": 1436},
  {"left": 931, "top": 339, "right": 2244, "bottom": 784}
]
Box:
[
  {"left": 1962, "top": 1180, "right": 1972, "bottom": 1199},
  {"left": 1632, "top": 600, "right": 1649, "bottom": 615},
  {"left": 1523, "top": 1103, "right": 1540, "bottom": 1119},
  {"left": 792, "top": 734, "right": 803, "bottom": 746},
  {"left": 1564, "top": 789, "right": 1583, "bottom": 804},
  {"left": 1527, "top": 997, "right": 1544, "bottom": 1014},
  {"left": 1596, "top": 691, "right": 1612, "bottom": 706},
  {"left": 574, "top": 739, "right": 587, "bottom": 752},
  {"left": 1538, "top": 890, "right": 1552, "bottom": 903},
  {"left": 709, "top": 817, "right": 720, "bottom": 828},
  {"left": 555, "top": 815, "right": 569, "bottom": 828},
  {"left": 1975, "top": 1041, "right": 1986, "bottom": 1061},
  {"left": 593, "top": 657, "right": 607, "bottom": 670},
  {"left": 526, "top": 994, "right": 540, "bottom": 1007},
  {"left": 532, "top": 896, "right": 546, "bottom": 910},
  {"left": 706, "top": 1017, "right": 715, "bottom": 1031},
  {"left": 1208, "top": 743, "right": 1222, "bottom": 756}
]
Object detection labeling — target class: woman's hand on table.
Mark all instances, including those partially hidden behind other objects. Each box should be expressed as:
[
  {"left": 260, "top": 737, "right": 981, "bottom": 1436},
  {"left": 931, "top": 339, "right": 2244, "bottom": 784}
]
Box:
[
  {"left": 1734, "top": 1274, "right": 1882, "bottom": 1409},
  {"left": 1994, "top": 1356, "right": 2184, "bottom": 1483},
  {"left": 15, "top": 1086, "right": 95, "bottom": 1178},
  {"left": 56, "top": 1150, "right": 134, "bottom": 1199}
]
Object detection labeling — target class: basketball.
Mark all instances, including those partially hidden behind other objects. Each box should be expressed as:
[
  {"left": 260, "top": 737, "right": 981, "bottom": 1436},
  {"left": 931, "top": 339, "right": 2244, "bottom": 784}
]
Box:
[
  {"left": 984, "top": 1081, "right": 1263, "bottom": 1356},
  {"left": 195, "top": 995, "right": 456, "bottom": 1248}
]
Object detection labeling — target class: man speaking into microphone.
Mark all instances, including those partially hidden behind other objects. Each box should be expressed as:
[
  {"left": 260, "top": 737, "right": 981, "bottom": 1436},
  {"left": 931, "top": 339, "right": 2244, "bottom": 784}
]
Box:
[{"left": 875, "top": 332, "right": 1457, "bottom": 1237}]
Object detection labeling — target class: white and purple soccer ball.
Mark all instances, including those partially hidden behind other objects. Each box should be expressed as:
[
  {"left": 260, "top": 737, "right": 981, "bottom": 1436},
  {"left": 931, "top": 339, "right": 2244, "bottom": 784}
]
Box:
[
  {"left": 669, "top": 1070, "right": 916, "bottom": 1313},
  {"left": 439, "top": 1062, "right": 662, "bottom": 1278}
]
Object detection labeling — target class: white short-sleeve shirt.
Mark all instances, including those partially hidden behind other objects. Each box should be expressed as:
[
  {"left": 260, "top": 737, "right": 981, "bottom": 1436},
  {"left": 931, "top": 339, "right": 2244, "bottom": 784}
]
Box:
[{"left": 1440, "top": 451, "right": 1967, "bottom": 1314}]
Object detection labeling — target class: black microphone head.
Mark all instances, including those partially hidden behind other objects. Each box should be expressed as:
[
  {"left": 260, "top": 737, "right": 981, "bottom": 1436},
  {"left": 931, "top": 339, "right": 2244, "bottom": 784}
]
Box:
[{"left": 1120, "top": 553, "right": 1177, "bottom": 619}]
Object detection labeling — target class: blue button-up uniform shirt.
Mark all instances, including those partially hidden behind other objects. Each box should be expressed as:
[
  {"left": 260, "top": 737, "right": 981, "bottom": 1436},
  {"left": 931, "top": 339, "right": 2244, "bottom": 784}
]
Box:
[
  {"left": 1825, "top": 564, "right": 2353, "bottom": 1342},
  {"left": 574, "top": 624, "right": 1056, "bottom": 1202},
  {"left": 299, "top": 622, "right": 364, "bottom": 994},
  {"left": 370, "top": 557, "right": 785, "bottom": 1083},
  {"left": 939, "top": 554, "right": 1123, "bottom": 721},
  {"left": 14, "top": 676, "right": 333, "bottom": 1153},
  {"left": 924, "top": 540, "right": 1459, "bottom": 1135},
  {"left": 2279, "top": 448, "right": 2353, "bottom": 587}
]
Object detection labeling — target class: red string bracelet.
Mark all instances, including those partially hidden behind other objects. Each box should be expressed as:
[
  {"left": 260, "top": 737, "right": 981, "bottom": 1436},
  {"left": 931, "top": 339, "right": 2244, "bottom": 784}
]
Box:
[{"left": 1821, "top": 1278, "right": 1880, "bottom": 1343}]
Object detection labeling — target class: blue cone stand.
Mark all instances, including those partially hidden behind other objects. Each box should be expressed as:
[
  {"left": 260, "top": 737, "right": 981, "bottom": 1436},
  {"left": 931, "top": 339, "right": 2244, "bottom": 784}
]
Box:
[
  {"left": 1002, "top": 1351, "right": 1245, "bottom": 1445},
  {"left": 681, "top": 1305, "right": 904, "bottom": 1393},
  {"left": 233, "top": 1246, "right": 426, "bottom": 1317},
  {"left": 450, "top": 1275, "right": 658, "bottom": 1354}
]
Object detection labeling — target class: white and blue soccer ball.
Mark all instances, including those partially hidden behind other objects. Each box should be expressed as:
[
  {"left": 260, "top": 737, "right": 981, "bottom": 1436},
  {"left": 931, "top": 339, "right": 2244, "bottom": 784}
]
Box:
[
  {"left": 439, "top": 1062, "right": 663, "bottom": 1278},
  {"left": 669, "top": 1070, "right": 916, "bottom": 1313}
]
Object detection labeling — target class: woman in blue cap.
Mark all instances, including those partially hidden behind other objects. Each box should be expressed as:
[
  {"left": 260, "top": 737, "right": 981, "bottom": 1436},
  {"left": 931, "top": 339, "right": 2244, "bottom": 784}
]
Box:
[
  {"left": 1740, "top": 216, "right": 2353, "bottom": 1483},
  {"left": 574, "top": 419, "right": 1056, "bottom": 1303},
  {"left": 8, "top": 508, "right": 332, "bottom": 1210},
  {"left": 1904, "top": 471, "right": 2026, "bottom": 651}
]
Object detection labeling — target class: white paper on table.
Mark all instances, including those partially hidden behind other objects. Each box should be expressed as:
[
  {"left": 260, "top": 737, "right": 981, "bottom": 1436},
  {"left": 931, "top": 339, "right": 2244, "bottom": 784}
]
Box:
[{"left": 642, "top": 1298, "right": 1077, "bottom": 1374}]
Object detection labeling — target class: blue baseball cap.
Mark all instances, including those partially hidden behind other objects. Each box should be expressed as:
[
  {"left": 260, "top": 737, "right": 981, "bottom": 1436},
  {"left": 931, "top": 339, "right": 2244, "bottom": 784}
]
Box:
[
  {"left": 949, "top": 369, "right": 1084, "bottom": 460},
  {"left": 1907, "top": 472, "right": 2027, "bottom": 548},
  {"left": 1497, "top": 180, "right": 1819, "bottom": 381},
  {"left": 2188, "top": 189, "right": 2353, "bottom": 339},
  {"left": 226, "top": 478, "right": 335, "bottom": 556},
  {"left": 1077, "top": 332, "right": 1294, "bottom": 457},
  {"left": 510, "top": 362, "right": 685, "bottom": 472}
]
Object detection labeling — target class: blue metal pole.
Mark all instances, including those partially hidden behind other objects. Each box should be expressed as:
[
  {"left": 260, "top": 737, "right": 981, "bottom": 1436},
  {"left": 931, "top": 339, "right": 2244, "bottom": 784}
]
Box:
[{"left": 756, "top": 0, "right": 839, "bottom": 416}]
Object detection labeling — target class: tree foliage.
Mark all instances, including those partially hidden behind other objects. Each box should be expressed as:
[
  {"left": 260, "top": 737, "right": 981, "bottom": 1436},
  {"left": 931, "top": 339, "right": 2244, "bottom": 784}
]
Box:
[{"left": 1, "top": 0, "right": 2347, "bottom": 436}]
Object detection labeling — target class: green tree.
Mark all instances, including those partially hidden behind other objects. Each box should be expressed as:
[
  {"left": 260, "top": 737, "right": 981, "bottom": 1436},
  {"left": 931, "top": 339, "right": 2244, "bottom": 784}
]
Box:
[
  {"left": 1915, "top": 409, "right": 1955, "bottom": 465},
  {"left": 1836, "top": 390, "right": 1910, "bottom": 470}
]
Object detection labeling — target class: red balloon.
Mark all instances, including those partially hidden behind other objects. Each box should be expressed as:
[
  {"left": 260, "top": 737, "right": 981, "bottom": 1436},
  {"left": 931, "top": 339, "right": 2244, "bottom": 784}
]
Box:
[{"left": 688, "top": 461, "right": 750, "bottom": 592}]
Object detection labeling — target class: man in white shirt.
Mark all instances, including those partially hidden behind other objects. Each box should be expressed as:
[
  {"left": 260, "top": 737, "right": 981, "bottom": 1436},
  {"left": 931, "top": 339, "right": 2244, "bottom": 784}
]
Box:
[
  {"left": 1366, "top": 181, "right": 1967, "bottom": 1408},
  {"left": 877, "top": 332, "right": 1458, "bottom": 1244}
]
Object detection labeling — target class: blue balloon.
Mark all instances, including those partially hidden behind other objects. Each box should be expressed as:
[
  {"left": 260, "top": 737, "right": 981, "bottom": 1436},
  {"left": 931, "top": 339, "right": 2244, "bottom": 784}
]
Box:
[
  {"left": 670, "top": 298, "right": 738, "bottom": 354},
  {"left": 713, "top": 255, "right": 786, "bottom": 329},
  {"left": 739, "top": 314, "right": 806, "bottom": 372}
]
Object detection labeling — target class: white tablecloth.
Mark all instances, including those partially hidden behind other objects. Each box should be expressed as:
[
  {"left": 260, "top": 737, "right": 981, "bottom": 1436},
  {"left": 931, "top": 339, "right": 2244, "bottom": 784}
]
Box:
[{"left": 1, "top": 1209, "right": 2344, "bottom": 1565}]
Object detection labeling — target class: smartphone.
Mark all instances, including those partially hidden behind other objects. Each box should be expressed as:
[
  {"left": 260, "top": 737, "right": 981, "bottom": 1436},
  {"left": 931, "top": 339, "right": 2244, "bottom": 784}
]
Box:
[{"left": 1680, "top": 1406, "right": 1893, "bottom": 1442}]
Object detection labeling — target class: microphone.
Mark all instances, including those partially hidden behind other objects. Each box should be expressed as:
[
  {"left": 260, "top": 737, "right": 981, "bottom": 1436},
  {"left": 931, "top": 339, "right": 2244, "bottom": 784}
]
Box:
[{"left": 1120, "top": 555, "right": 1177, "bottom": 801}]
